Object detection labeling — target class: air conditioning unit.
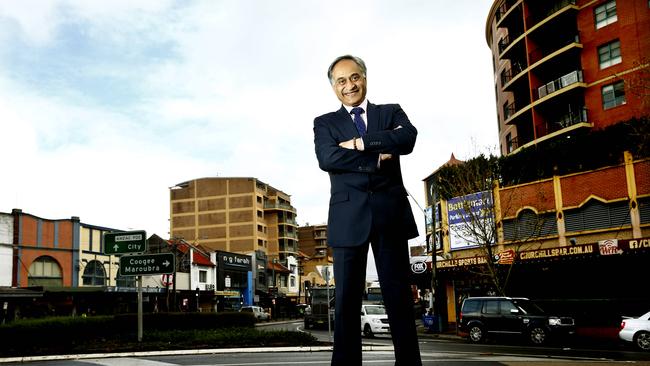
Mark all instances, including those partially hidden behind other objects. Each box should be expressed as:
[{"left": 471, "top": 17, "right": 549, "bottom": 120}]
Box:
[
  {"left": 561, "top": 71, "right": 578, "bottom": 87},
  {"left": 538, "top": 85, "right": 548, "bottom": 98},
  {"left": 546, "top": 81, "right": 556, "bottom": 93}
]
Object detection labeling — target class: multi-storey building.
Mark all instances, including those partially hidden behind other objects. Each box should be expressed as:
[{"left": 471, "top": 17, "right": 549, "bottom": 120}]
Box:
[
  {"left": 297, "top": 224, "right": 334, "bottom": 292},
  {"left": 419, "top": 0, "right": 649, "bottom": 332},
  {"left": 487, "top": 0, "right": 649, "bottom": 155},
  {"left": 169, "top": 177, "right": 299, "bottom": 304}
]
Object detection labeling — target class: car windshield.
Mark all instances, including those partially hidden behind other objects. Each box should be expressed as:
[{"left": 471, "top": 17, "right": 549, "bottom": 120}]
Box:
[
  {"left": 241, "top": 308, "right": 252, "bottom": 312},
  {"left": 365, "top": 306, "right": 386, "bottom": 315},
  {"left": 513, "top": 299, "right": 546, "bottom": 315}
]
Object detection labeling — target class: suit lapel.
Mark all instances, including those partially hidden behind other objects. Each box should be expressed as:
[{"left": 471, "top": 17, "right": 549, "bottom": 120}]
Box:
[
  {"left": 336, "top": 105, "right": 360, "bottom": 138},
  {"left": 366, "top": 102, "right": 379, "bottom": 134}
]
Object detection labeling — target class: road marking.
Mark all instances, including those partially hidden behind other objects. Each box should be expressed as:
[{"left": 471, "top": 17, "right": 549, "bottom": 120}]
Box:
[{"left": 83, "top": 359, "right": 177, "bottom": 366}]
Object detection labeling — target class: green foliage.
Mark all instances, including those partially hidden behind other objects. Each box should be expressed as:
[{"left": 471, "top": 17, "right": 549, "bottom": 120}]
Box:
[
  {"left": 0, "top": 312, "right": 265, "bottom": 356},
  {"left": 435, "top": 116, "right": 649, "bottom": 194},
  {"left": 436, "top": 154, "right": 499, "bottom": 200}
]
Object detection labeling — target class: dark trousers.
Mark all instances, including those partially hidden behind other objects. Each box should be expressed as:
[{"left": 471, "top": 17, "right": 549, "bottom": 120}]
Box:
[{"left": 331, "top": 234, "right": 422, "bottom": 366}]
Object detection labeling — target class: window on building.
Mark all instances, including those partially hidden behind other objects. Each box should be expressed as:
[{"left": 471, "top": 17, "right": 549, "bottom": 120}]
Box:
[
  {"left": 595, "top": 1, "right": 617, "bottom": 29},
  {"left": 506, "top": 133, "right": 514, "bottom": 153},
  {"left": 602, "top": 81, "right": 626, "bottom": 109},
  {"left": 28, "top": 256, "right": 63, "bottom": 287},
  {"left": 115, "top": 272, "right": 136, "bottom": 287},
  {"left": 199, "top": 270, "right": 207, "bottom": 283},
  {"left": 290, "top": 275, "right": 295, "bottom": 287},
  {"left": 598, "top": 40, "right": 621, "bottom": 69},
  {"left": 503, "top": 209, "right": 557, "bottom": 241},
  {"left": 565, "top": 199, "right": 631, "bottom": 232},
  {"left": 280, "top": 275, "right": 288, "bottom": 288},
  {"left": 258, "top": 239, "right": 264, "bottom": 246},
  {"left": 82, "top": 260, "right": 107, "bottom": 286}
]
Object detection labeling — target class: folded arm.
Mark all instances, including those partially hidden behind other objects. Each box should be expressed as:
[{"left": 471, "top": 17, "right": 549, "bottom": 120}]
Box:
[{"left": 314, "top": 118, "right": 379, "bottom": 174}]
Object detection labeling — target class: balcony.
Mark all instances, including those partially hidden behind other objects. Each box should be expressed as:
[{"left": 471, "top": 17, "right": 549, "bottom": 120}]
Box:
[
  {"left": 498, "top": 31, "right": 525, "bottom": 55},
  {"left": 529, "top": 35, "right": 580, "bottom": 65},
  {"left": 500, "top": 60, "right": 526, "bottom": 89},
  {"left": 526, "top": 0, "right": 577, "bottom": 31},
  {"left": 278, "top": 217, "right": 298, "bottom": 226},
  {"left": 496, "top": 0, "right": 522, "bottom": 26},
  {"left": 535, "top": 70, "right": 583, "bottom": 100},
  {"left": 264, "top": 201, "right": 296, "bottom": 212},
  {"left": 278, "top": 231, "right": 298, "bottom": 239},
  {"left": 543, "top": 106, "right": 589, "bottom": 134}
]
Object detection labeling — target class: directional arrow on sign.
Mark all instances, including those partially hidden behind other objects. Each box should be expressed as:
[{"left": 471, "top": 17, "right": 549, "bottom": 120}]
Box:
[
  {"left": 163, "top": 260, "right": 170, "bottom": 267},
  {"left": 104, "top": 230, "right": 147, "bottom": 255}
]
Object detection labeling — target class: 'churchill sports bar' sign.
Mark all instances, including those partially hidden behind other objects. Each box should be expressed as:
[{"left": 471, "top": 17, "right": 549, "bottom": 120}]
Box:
[{"left": 437, "top": 237, "right": 649, "bottom": 269}]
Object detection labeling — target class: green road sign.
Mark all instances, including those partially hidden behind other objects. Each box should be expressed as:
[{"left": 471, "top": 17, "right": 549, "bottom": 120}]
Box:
[
  {"left": 104, "top": 230, "right": 147, "bottom": 255},
  {"left": 119, "top": 253, "right": 175, "bottom": 276}
]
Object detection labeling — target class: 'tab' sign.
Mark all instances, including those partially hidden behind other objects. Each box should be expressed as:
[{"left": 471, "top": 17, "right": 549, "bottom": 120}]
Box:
[{"left": 411, "top": 261, "right": 427, "bottom": 274}]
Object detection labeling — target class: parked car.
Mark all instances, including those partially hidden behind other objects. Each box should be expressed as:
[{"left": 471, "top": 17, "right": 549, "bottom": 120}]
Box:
[
  {"left": 619, "top": 310, "right": 650, "bottom": 351},
  {"left": 239, "top": 306, "right": 270, "bottom": 321},
  {"left": 458, "top": 297, "right": 575, "bottom": 345},
  {"left": 361, "top": 304, "right": 390, "bottom": 338}
]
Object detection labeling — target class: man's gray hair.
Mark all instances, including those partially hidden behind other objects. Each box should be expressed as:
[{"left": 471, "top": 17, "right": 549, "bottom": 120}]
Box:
[{"left": 327, "top": 55, "right": 367, "bottom": 85}]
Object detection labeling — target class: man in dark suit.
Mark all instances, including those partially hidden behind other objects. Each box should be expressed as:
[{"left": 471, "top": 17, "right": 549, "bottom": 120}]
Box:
[{"left": 313, "top": 55, "right": 422, "bottom": 366}]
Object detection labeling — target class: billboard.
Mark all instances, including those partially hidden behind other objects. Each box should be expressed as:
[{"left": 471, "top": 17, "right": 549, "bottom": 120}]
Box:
[{"left": 447, "top": 191, "right": 495, "bottom": 250}]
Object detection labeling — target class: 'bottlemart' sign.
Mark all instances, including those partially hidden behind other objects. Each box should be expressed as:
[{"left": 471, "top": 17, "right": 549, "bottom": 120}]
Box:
[{"left": 104, "top": 230, "right": 147, "bottom": 255}]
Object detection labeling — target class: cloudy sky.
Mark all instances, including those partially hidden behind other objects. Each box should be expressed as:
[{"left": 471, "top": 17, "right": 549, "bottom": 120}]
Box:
[{"left": 0, "top": 0, "right": 497, "bottom": 259}]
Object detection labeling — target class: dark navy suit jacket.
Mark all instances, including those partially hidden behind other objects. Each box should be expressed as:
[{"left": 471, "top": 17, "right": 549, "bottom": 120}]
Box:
[{"left": 314, "top": 102, "right": 419, "bottom": 247}]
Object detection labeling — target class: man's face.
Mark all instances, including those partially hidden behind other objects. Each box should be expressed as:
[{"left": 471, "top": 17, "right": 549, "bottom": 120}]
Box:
[{"left": 331, "top": 59, "right": 367, "bottom": 107}]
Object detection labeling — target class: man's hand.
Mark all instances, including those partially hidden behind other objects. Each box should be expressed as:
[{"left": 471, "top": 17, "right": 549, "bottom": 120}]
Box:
[
  {"left": 338, "top": 138, "right": 356, "bottom": 150},
  {"left": 380, "top": 154, "right": 392, "bottom": 161}
]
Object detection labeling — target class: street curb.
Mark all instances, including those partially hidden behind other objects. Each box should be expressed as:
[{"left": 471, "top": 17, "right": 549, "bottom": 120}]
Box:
[{"left": 0, "top": 345, "right": 395, "bottom": 364}]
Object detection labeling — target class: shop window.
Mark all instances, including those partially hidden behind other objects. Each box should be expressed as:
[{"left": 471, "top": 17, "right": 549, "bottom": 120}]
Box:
[
  {"left": 598, "top": 40, "right": 621, "bottom": 69},
  {"left": 82, "top": 260, "right": 107, "bottom": 286},
  {"left": 595, "top": 0, "right": 617, "bottom": 29},
  {"left": 602, "top": 81, "right": 626, "bottom": 109},
  {"left": 115, "top": 272, "right": 135, "bottom": 287},
  {"left": 28, "top": 256, "right": 63, "bottom": 287}
]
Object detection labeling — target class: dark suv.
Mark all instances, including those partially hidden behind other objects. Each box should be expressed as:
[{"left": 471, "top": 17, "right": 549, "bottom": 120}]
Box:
[{"left": 458, "top": 297, "right": 575, "bottom": 345}]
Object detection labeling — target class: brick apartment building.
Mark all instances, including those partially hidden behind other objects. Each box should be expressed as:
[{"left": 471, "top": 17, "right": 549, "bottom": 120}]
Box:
[
  {"left": 419, "top": 0, "right": 649, "bottom": 330},
  {"left": 169, "top": 177, "right": 300, "bottom": 306}
]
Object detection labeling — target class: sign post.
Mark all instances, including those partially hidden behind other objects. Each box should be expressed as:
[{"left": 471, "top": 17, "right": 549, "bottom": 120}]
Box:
[{"left": 119, "top": 252, "right": 175, "bottom": 342}]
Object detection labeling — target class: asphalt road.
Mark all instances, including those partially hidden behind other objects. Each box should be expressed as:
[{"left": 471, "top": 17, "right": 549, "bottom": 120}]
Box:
[{"left": 1, "top": 320, "right": 649, "bottom": 365}]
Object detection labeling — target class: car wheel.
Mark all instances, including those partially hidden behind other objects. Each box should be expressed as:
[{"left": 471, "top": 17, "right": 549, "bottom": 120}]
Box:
[
  {"left": 634, "top": 331, "right": 650, "bottom": 351},
  {"left": 529, "top": 326, "right": 547, "bottom": 345},
  {"left": 468, "top": 325, "right": 485, "bottom": 343},
  {"left": 363, "top": 324, "right": 374, "bottom": 338},
  {"left": 304, "top": 319, "right": 312, "bottom": 329}
]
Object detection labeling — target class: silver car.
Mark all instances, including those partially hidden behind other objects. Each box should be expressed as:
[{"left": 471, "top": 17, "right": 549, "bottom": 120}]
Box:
[{"left": 240, "top": 305, "right": 270, "bottom": 321}]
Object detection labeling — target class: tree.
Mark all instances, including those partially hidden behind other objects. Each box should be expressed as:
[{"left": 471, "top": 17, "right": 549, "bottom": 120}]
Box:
[{"left": 434, "top": 154, "right": 550, "bottom": 296}]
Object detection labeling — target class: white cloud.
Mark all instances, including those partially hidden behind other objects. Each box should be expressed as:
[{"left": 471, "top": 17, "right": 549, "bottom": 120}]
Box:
[{"left": 0, "top": 0, "right": 497, "bottom": 279}]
